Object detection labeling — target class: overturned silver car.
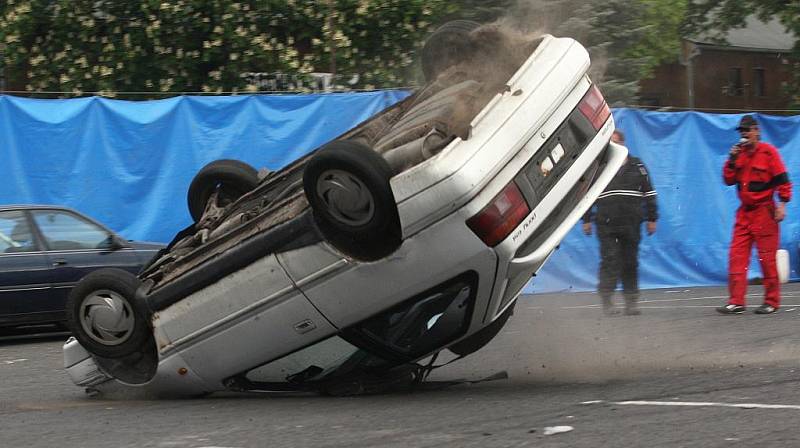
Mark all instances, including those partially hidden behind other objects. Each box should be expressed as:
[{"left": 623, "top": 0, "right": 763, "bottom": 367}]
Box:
[{"left": 64, "top": 22, "right": 626, "bottom": 397}]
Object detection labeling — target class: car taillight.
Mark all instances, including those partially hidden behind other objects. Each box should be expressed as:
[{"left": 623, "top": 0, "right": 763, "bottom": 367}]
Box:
[
  {"left": 578, "top": 84, "right": 610, "bottom": 130},
  {"left": 467, "top": 182, "right": 530, "bottom": 247}
]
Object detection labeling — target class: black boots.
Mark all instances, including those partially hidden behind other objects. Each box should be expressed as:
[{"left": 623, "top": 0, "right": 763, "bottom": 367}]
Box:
[
  {"left": 601, "top": 295, "right": 641, "bottom": 316},
  {"left": 624, "top": 295, "right": 641, "bottom": 316},
  {"left": 601, "top": 296, "right": 619, "bottom": 316}
]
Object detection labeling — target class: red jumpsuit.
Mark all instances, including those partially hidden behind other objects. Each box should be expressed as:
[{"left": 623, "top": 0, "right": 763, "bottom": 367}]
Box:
[{"left": 722, "top": 142, "right": 791, "bottom": 307}]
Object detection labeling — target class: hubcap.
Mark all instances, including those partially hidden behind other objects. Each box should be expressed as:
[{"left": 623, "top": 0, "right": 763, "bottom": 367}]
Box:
[
  {"left": 79, "top": 289, "right": 135, "bottom": 346},
  {"left": 316, "top": 169, "right": 375, "bottom": 226}
]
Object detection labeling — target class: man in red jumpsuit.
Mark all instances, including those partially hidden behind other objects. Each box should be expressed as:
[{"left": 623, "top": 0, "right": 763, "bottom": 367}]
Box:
[{"left": 718, "top": 115, "right": 791, "bottom": 315}]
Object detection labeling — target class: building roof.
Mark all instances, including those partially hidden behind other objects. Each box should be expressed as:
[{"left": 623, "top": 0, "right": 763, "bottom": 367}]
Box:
[{"left": 689, "top": 16, "right": 794, "bottom": 52}]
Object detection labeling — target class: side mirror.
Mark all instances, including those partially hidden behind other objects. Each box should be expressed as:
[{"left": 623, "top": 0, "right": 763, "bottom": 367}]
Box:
[{"left": 102, "top": 234, "right": 127, "bottom": 251}]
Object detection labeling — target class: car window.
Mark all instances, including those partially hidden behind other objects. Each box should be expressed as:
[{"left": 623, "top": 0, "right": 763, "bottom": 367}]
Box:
[
  {"left": 0, "top": 210, "right": 36, "bottom": 253},
  {"left": 32, "top": 210, "right": 112, "bottom": 251}
]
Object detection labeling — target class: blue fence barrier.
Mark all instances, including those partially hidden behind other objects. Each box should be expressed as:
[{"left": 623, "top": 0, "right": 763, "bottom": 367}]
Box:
[
  {"left": 2, "top": 94, "right": 798, "bottom": 293},
  {"left": 0, "top": 92, "right": 409, "bottom": 242},
  {"left": 528, "top": 109, "right": 800, "bottom": 293}
]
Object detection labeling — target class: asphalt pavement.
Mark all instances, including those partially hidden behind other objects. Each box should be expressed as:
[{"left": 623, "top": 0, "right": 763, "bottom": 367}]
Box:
[{"left": 2, "top": 283, "right": 800, "bottom": 447}]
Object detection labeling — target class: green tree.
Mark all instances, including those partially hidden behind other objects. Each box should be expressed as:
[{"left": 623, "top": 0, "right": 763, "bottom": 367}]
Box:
[
  {"left": 0, "top": 0, "right": 454, "bottom": 97},
  {"left": 442, "top": 0, "right": 514, "bottom": 23},
  {"left": 626, "top": 0, "right": 687, "bottom": 79},
  {"left": 505, "top": 0, "right": 686, "bottom": 106},
  {"left": 0, "top": 0, "right": 694, "bottom": 102}
]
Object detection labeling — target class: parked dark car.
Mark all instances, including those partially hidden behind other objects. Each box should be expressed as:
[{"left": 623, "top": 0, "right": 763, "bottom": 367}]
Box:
[{"left": 0, "top": 205, "right": 163, "bottom": 328}]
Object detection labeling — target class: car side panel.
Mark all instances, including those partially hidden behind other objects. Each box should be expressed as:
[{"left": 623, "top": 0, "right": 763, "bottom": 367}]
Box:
[
  {"left": 170, "top": 291, "right": 337, "bottom": 388},
  {"left": 275, "top": 242, "right": 348, "bottom": 291},
  {"left": 296, "top": 211, "right": 498, "bottom": 332},
  {"left": 0, "top": 251, "right": 54, "bottom": 324},
  {"left": 45, "top": 248, "right": 150, "bottom": 309},
  {"left": 151, "top": 254, "right": 338, "bottom": 386}
]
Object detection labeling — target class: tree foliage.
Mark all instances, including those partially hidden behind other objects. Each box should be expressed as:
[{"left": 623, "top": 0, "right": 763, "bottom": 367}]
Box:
[
  {"left": 626, "top": 0, "right": 687, "bottom": 78},
  {"left": 441, "top": 0, "right": 514, "bottom": 23},
  {"left": 503, "top": 0, "right": 686, "bottom": 106},
  {"left": 1, "top": 0, "right": 687, "bottom": 100},
  {"left": 4, "top": 0, "right": 791, "bottom": 106},
  {"left": 0, "top": 0, "right": 454, "bottom": 96}
]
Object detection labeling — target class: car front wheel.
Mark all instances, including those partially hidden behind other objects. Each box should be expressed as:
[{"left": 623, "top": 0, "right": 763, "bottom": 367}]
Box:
[
  {"left": 187, "top": 159, "right": 259, "bottom": 222},
  {"left": 303, "top": 140, "right": 401, "bottom": 261},
  {"left": 421, "top": 20, "right": 481, "bottom": 81},
  {"left": 66, "top": 268, "right": 152, "bottom": 359}
]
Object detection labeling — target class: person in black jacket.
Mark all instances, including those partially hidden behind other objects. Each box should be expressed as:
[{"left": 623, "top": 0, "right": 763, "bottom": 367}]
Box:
[{"left": 582, "top": 129, "right": 658, "bottom": 316}]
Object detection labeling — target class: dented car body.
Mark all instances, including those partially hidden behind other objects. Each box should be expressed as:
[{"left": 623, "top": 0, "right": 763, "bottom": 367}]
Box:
[{"left": 64, "top": 25, "right": 626, "bottom": 397}]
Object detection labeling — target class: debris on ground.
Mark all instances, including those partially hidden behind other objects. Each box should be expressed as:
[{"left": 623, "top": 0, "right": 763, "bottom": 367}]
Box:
[{"left": 542, "top": 426, "right": 574, "bottom": 436}]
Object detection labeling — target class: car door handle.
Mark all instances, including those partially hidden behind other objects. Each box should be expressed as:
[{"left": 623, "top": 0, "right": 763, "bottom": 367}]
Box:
[{"left": 51, "top": 258, "right": 68, "bottom": 266}]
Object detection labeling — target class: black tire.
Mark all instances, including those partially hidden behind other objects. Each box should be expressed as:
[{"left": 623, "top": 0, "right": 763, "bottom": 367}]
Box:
[
  {"left": 65, "top": 268, "right": 152, "bottom": 359},
  {"left": 187, "top": 159, "right": 259, "bottom": 222},
  {"left": 421, "top": 20, "right": 481, "bottom": 81},
  {"left": 448, "top": 300, "right": 515, "bottom": 357},
  {"left": 303, "top": 140, "right": 401, "bottom": 261}
]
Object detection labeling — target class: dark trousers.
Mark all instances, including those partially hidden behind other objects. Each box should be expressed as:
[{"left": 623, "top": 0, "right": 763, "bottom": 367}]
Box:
[{"left": 597, "top": 224, "right": 641, "bottom": 299}]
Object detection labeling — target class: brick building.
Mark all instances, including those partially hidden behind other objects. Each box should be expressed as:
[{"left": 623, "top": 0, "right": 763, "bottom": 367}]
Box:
[{"left": 639, "top": 17, "right": 795, "bottom": 112}]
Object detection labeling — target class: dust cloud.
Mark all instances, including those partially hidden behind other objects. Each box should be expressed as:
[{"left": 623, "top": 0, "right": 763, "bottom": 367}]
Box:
[
  {"left": 489, "top": 0, "right": 611, "bottom": 90},
  {"left": 431, "top": 292, "right": 800, "bottom": 385}
]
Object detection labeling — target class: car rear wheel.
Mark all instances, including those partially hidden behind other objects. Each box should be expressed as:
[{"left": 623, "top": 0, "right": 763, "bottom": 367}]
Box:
[
  {"left": 187, "top": 159, "right": 259, "bottom": 222},
  {"left": 303, "top": 140, "right": 401, "bottom": 261},
  {"left": 66, "top": 268, "right": 152, "bottom": 359},
  {"left": 421, "top": 20, "right": 481, "bottom": 81}
]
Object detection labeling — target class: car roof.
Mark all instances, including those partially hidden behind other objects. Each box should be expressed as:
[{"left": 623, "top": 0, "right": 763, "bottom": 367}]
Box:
[
  {"left": 0, "top": 204, "right": 78, "bottom": 213},
  {"left": 0, "top": 204, "right": 118, "bottom": 234}
]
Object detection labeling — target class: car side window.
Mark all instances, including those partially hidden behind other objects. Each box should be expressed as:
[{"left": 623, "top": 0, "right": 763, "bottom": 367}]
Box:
[
  {"left": 0, "top": 211, "right": 37, "bottom": 253},
  {"left": 32, "top": 210, "right": 111, "bottom": 251}
]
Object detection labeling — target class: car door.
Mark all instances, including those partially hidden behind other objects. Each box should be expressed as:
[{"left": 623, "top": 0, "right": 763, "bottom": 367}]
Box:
[
  {"left": 30, "top": 209, "right": 144, "bottom": 308},
  {"left": 0, "top": 209, "right": 54, "bottom": 324}
]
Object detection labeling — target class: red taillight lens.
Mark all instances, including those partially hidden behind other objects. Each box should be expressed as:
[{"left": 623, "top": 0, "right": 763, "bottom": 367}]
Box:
[
  {"left": 578, "top": 84, "right": 610, "bottom": 130},
  {"left": 467, "top": 182, "right": 530, "bottom": 247}
]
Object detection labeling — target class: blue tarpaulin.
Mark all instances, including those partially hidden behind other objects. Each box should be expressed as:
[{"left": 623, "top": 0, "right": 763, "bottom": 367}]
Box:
[
  {"left": 0, "top": 92, "right": 409, "bottom": 243},
  {"left": 527, "top": 109, "right": 800, "bottom": 294},
  {"left": 1, "top": 94, "right": 799, "bottom": 293}
]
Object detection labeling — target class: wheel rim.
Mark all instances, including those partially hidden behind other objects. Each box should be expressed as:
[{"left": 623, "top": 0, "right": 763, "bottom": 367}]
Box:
[
  {"left": 316, "top": 169, "right": 375, "bottom": 226},
  {"left": 79, "top": 289, "right": 135, "bottom": 346}
]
